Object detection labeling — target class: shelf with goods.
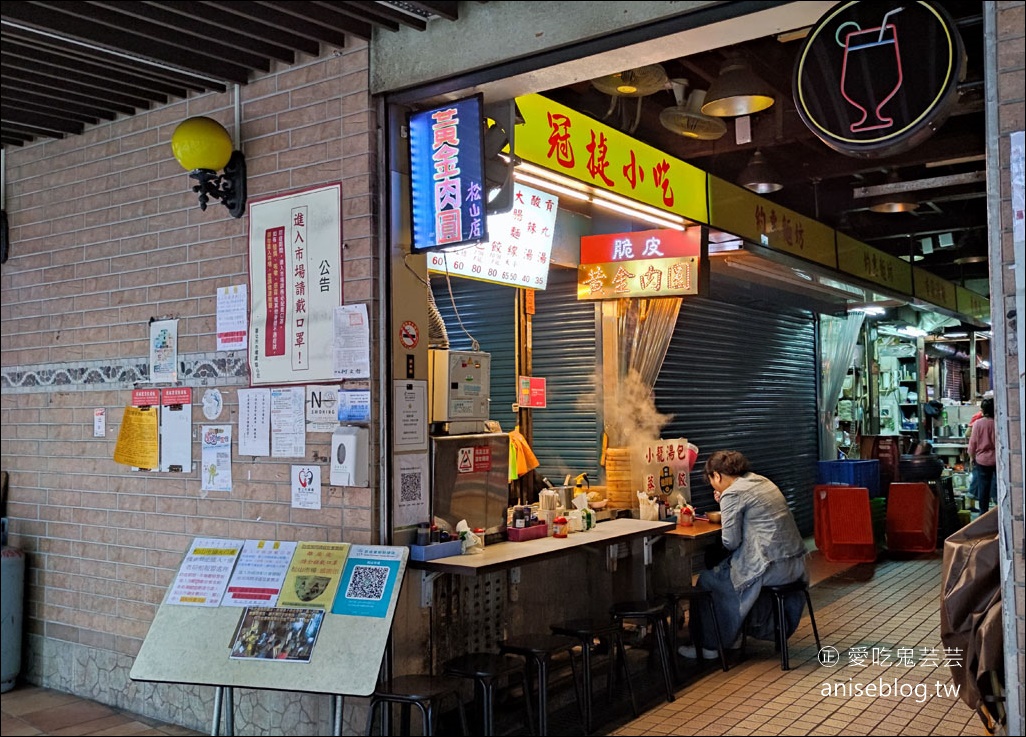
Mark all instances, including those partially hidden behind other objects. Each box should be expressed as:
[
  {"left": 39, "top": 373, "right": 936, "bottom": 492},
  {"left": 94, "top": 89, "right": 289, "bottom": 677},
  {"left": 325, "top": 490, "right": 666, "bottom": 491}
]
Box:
[
  {"left": 834, "top": 364, "right": 867, "bottom": 457},
  {"left": 875, "top": 339, "right": 923, "bottom": 443}
]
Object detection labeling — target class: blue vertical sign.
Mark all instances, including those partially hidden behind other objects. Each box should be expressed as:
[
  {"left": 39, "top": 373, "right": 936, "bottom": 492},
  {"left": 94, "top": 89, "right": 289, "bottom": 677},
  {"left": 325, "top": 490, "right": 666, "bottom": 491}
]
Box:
[{"left": 409, "top": 94, "right": 487, "bottom": 251}]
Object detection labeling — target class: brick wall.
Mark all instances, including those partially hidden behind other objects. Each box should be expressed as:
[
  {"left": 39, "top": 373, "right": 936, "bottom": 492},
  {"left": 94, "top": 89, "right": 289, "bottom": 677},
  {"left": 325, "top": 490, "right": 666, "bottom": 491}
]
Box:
[
  {"left": 0, "top": 41, "right": 378, "bottom": 733},
  {"left": 994, "top": 2, "right": 1025, "bottom": 734}
]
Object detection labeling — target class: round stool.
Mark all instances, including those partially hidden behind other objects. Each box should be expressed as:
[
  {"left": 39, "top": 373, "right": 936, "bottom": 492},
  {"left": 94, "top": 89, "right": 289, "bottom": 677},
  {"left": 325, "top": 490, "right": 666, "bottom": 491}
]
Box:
[
  {"left": 499, "top": 633, "right": 582, "bottom": 735},
  {"left": 662, "top": 588, "right": 729, "bottom": 674},
  {"left": 742, "top": 580, "right": 821, "bottom": 671},
  {"left": 443, "top": 652, "right": 533, "bottom": 736},
  {"left": 610, "top": 600, "right": 675, "bottom": 703},
  {"left": 551, "top": 618, "right": 637, "bottom": 734},
  {"left": 364, "top": 674, "right": 468, "bottom": 736}
]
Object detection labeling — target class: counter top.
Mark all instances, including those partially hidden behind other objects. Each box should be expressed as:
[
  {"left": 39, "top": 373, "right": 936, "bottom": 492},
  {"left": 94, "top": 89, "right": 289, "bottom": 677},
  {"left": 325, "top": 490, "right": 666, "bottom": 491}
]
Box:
[
  {"left": 407, "top": 517, "right": 674, "bottom": 576},
  {"left": 664, "top": 519, "right": 722, "bottom": 539}
]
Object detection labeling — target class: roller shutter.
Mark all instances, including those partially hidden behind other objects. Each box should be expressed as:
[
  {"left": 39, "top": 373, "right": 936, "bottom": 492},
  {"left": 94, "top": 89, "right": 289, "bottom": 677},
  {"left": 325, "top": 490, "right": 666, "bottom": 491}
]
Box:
[
  {"left": 430, "top": 275, "right": 517, "bottom": 432},
  {"left": 654, "top": 297, "right": 819, "bottom": 535},
  {"left": 530, "top": 267, "right": 602, "bottom": 483}
]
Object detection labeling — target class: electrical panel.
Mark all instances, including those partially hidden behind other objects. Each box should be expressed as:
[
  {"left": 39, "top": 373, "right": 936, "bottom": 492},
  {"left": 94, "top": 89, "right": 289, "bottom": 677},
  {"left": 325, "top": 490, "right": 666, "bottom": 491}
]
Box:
[{"left": 429, "top": 350, "right": 491, "bottom": 422}]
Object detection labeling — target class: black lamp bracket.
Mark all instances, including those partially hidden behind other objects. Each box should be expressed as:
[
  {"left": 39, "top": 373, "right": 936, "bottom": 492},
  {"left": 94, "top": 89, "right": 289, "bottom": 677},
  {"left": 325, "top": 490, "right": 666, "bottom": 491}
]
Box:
[{"left": 189, "top": 150, "right": 247, "bottom": 218}]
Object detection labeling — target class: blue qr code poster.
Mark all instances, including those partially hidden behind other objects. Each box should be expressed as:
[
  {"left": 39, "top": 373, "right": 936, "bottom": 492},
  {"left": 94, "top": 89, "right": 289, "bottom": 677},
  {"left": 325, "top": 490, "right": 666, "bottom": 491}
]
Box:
[{"left": 331, "top": 546, "right": 403, "bottom": 618}]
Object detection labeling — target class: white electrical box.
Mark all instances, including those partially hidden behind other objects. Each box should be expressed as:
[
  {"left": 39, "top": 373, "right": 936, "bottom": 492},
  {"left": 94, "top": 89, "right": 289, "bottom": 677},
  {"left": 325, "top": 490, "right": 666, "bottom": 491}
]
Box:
[{"left": 429, "top": 350, "right": 491, "bottom": 423}]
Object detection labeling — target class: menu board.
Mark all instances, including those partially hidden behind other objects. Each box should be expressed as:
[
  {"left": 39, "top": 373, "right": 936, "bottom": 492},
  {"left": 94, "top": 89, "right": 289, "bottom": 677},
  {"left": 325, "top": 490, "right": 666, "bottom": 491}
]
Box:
[
  {"left": 223, "top": 540, "right": 298, "bottom": 608},
  {"left": 276, "top": 542, "right": 351, "bottom": 609},
  {"left": 166, "top": 538, "right": 244, "bottom": 607}
]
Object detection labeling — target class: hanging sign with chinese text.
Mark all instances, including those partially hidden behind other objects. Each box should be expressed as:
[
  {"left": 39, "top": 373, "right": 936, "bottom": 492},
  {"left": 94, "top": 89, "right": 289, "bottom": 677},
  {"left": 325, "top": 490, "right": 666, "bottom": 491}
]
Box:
[
  {"left": 409, "top": 94, "right": 487, "bottom": 252},
  {"left": 426, "top": 183, "right": 556, "bottom": 289},
  {"left": 836, "top": 233, "right": 912, "bottom": 295},
  {"left": 248, "top": 183, "right": 343, "bottom": 386},
  {"left": 955, "top": 286, "right": 989, "bottom": 324},
  {"left": 707, "top": 176, "right": 837, "bottom": 268},
  {"left": 515, "top": 94, "right": 706, "bottom": 222},
  {"left": 577, "top": 227, "right": 700, "bottom": 300},
  {"left": 912, "top": 266, "right": 957, "bottom": 312},
  {"left": 793, "top": 1, "right": 964, "bottom": 158}
]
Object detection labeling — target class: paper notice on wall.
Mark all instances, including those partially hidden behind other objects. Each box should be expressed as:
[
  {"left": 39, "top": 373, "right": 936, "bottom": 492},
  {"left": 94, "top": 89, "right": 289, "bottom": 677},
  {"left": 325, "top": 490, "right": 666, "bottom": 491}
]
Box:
[
  {"left": 291, "top": 465, "right": 322, "bottom": 510},
  {"left": 159, "top": 388, "right": 192, "bottom": 473},
  {"left": 166, "top": 537, "right": 244, "bottom": 607},
  {"left": 238, "top": 388, "right": 271, "bottom": 456},
  {"left": 216, "top": 284, "right": 248, "bottom": 352},
  {"left": 201, "top": 425, "right": 233, "bottom": 492},
  {"left": 149, "top": 318, "right": 179, "bottom": 383},
  {"left": 393, "top": 452, "right": 429, "bottom": 528},
  {"left": 333, "top": 304, "right": 370, "bottom": 379},
  {"left": 306, "top": 384, "right": 340, "bottom": 433},
  {"left": 271, "top": 386, "right": 306, "bottom": 458},
  {"left": 393, "top": 380, "right": 427, "bottom": 452},
  {"left": 337, "top": 389, "right": 371, "bottom": 423},
  {"left": 113, "top": 406, "right": 159, "bottom": 469}
]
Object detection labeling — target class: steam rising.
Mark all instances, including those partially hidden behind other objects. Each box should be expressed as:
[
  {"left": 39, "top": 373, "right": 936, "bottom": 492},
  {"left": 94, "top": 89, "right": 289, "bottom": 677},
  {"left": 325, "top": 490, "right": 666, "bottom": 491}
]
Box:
[{"left": 605, "top": 368, "right": 672, "bottom": 452}]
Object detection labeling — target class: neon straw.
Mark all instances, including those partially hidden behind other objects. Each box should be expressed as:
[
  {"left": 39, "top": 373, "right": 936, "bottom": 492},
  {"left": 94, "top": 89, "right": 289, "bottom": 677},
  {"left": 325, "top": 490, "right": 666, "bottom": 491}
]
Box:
[{"left": 878, "top": 7, "right": 905, "bottom": 43}]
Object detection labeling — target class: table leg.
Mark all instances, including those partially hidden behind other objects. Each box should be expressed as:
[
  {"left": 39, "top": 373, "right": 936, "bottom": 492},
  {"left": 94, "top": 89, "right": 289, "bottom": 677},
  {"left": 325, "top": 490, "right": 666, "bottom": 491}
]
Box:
[
  {"left": 210, "top": 686, "right": 223, "bottom": 737},
  {"left": 331, "top": 694, "right": 344, "bottom": 736},
  {"left": 224, "top": 687, "right": 234, "bottom": 736}
]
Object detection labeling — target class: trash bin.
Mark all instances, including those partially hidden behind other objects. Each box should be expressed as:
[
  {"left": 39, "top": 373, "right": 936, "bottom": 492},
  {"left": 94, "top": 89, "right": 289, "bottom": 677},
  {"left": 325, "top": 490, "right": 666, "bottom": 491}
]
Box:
[{"left": 1, "top": 545, "right": 25, "bottom": 693}]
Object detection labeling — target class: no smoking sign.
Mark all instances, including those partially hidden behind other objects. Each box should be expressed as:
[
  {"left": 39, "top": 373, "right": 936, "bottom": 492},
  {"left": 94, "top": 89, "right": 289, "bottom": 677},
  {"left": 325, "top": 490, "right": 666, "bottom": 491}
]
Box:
[{"left": 399, "top": 320, "right": 420, "bottom": 350}]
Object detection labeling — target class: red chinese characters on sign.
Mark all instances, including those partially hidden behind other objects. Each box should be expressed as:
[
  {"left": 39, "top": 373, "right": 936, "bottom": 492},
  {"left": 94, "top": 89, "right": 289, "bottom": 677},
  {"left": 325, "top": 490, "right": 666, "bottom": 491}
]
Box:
[
  {"left": 545, "top": 114, "right": 678, "bottom": 208},
  {"left": 264, "top": 226, "right": 287, "bottom": 357},
  {"left": 291, "top": 207, "right": 308, "bottom": 371}
]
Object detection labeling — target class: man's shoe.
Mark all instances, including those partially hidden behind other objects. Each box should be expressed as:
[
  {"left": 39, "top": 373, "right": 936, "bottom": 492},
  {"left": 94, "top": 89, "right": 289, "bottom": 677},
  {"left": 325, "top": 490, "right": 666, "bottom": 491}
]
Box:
[{"left": 678, "top": 644, "right": 720, "bottom": 659}]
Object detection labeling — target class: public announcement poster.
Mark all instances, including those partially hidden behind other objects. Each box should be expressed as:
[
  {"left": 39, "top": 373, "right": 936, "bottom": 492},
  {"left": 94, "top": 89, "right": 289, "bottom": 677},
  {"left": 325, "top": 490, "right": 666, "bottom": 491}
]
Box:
[
  {"left": 167, "top": 538, "right": 244, "bottom": 607},
  {"left": 277, "top": 541, "right": 350, "bottom": 609},
  {"left": 331, "top": 545, "right": 404, "bottom": 619},
  {"left": 248, "top": 184, "right": 343, "bottom": 385},
  {"left": 223, "top": 539, "right": 298, "bottom": 608}
]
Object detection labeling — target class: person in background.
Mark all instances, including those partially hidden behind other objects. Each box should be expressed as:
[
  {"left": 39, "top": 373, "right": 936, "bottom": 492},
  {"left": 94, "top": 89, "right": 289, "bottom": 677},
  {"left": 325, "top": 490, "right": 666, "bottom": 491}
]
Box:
[
  {"left": 679, "top": 450, "right": 808, "bottom": 659},
  {"left": 967, "top": 397, "right": 997, "bottom": 513}
]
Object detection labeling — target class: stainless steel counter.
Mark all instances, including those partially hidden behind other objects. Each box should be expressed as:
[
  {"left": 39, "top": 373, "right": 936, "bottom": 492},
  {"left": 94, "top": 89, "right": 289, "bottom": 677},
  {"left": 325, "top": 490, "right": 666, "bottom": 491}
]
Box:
[{"left": 407, "top": 517, "right": 674, "bottom": 576}]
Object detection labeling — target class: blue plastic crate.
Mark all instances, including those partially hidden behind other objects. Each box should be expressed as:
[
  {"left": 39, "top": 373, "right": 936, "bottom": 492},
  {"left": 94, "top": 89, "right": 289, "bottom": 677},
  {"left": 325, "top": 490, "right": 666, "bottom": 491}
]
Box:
[{"left": 817, "top": 460, "right": 882, "bottom": 498}]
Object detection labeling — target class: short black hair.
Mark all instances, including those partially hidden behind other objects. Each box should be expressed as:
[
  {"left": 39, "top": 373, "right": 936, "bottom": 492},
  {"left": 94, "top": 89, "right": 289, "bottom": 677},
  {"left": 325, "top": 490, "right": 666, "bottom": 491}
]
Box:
[{"left": 981, "top": 397, "right": 994, "bottom": 417}]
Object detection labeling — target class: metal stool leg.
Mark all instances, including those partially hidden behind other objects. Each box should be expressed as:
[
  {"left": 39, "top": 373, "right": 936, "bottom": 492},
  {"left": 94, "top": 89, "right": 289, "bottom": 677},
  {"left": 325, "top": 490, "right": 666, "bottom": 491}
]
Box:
[
  {"left": 652, "top": 618, "right": 676, "bottom": 702},
  {"left": 804, "top": 588, "right": 822, "bottom": 650},
  {"left": 775, "top": 593, "right": 790, "bottom": 670},
  {"left": 614, "top": 631, "right": 638, "bottom": 716},
  {"left": 702, "top": 597, "right": 730, "bottom": 672}
]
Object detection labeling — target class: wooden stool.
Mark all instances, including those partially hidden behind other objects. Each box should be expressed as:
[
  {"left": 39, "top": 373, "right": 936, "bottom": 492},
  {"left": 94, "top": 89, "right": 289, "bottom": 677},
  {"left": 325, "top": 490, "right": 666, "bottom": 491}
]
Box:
[
  {"left": 610, "top": 600, "right": 675, "bottom": 703},
  {"left": 442, "top": 652, "right": 533, "bottom": 737},
  {"left": 743, "top": 580, "right": 822, "bottom": 671},
  {"left": 550, "top": 618, "right": 637, "bottom": 733},
  {"left": 499, "top": 633, "right": 582, "bottom": 736},
  {"left": 662, "top": 589, "right": 729, "bottom": 674},
  {"left": 364, "top": 674, "right": 468, "bottom": 736}
]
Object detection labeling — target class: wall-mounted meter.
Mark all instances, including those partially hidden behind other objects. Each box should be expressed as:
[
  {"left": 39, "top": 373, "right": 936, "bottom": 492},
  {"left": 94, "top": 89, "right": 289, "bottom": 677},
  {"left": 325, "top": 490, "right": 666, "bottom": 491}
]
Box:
[{"left": 429, "top": 350, "right": 491, "bottom": 423}]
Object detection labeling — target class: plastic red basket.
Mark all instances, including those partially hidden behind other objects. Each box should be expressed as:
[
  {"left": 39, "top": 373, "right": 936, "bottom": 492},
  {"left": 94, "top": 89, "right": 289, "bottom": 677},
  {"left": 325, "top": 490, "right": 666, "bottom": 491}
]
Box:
[
  {"left": 814, "top": 484, "right": 877, "bottom": 563},
  {"left": 886, "top": 482, "right": 939, "bottom": 553}
]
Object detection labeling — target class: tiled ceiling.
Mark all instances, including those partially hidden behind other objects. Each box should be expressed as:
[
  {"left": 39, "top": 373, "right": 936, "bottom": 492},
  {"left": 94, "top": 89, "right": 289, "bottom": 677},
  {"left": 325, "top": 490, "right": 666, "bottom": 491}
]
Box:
[{"left": 0, "top": 0, "right": 459, "bottom": 146}]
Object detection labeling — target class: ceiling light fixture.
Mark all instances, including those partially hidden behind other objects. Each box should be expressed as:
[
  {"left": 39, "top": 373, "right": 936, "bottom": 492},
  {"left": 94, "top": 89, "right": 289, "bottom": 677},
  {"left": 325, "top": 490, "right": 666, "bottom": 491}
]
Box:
[
  {"left": 701, "top": 56, "right": 775, "bottom": 117},
  {"left": 865, "top": 172, "right": 918, "bottom": 213},
  {"left": 738, "top": 149, "right": 782, "bottom": 193},
  {"left": 170, "top": 116, "right": 247, "bottom": 218}
]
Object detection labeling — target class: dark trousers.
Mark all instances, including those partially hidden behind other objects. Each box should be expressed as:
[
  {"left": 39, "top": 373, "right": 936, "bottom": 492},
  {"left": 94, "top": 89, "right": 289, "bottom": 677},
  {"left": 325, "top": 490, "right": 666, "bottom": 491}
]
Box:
[{"left": 975, "top": 464, "right": 996, "bottom": 512}]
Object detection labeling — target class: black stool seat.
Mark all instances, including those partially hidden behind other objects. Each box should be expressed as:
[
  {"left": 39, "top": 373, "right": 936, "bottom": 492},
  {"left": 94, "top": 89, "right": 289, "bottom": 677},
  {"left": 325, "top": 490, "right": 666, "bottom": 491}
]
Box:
[
  {"left": 610, "top": 600, "right": 675, "bottom": 703},
  {"left": 661, "top": 588, "right": 729, "bottom": 674},
  {"left": 551, "top": 618, "right": 637, "bottom": 734},
  {"left": 746, "top": 580, "right": 822, "bottom": 671},
  {"left": 365, "top": 674, "right": 468, "bottom": 736},
  {"left": 499, "top": 633, "right": 581, "bottom": 736},
  {"left": 443, "top": 653, "right": 533, "bottom": 737}
]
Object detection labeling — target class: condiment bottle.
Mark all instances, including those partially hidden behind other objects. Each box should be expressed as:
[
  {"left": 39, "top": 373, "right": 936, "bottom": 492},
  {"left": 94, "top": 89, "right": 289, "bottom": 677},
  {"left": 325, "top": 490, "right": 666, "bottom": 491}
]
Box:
[
  {"left": 553, "top": 515, "right": 568, "bottom": 538},
  {"left": 678, "top": 504, "right": 694, "bottom": 528},
  {"left": 513, "top": 505, "right": 526, "bottom": 529},
  {"left": 416, "top": 522, "right": 430, "bottom": 546}
]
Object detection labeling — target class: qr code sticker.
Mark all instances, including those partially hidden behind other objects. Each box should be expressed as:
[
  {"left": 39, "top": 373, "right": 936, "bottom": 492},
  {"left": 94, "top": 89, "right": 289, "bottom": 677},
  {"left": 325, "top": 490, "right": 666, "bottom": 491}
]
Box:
[
  {"left": 345, "top": 565, "right": 388, "bottom": 601},
  {"left": 399, "top": 471, "right": 421, "bottom": 503}
]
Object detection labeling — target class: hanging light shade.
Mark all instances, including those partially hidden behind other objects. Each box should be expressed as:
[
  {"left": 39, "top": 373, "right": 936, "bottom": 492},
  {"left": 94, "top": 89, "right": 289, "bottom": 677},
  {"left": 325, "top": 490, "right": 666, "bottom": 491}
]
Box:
[
  {"left": 701, "top": 57, "right": 775, "bottom": 117},
  {"left": 738, "top": 150, "right": 782, "bottom": 193}
]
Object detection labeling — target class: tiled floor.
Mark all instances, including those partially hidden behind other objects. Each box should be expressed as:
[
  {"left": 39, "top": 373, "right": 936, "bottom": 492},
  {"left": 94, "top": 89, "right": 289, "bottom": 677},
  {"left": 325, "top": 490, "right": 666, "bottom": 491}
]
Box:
[{"left": 0, "top": 552, "right": 989, "bottom": 736}]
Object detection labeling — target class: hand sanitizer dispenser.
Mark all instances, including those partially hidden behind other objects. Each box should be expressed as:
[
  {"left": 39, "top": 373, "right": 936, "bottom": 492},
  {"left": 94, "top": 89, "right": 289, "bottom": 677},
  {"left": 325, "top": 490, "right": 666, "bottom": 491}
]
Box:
[{"left": 331, "top": 426, "right": 369, "bottom": 487}]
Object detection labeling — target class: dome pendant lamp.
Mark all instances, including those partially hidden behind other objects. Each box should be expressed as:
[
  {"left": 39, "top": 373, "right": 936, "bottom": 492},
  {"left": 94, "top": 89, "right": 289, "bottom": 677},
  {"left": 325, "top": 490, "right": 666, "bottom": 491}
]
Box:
[
  {"left": 738, "top": 149, "right": 783, "bottom": 194},
  {"left": 701, "top": 55, "right": 775, "bottom": 118},
  {"left": 171, "top": 116, "right": 247, "bottom": 218}
]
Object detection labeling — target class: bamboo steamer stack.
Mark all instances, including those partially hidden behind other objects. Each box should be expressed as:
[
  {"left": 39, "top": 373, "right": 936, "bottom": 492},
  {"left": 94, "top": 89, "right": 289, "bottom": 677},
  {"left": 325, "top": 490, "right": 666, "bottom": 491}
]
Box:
[{"left": 604, "top": 447, "right": 636, "bottom": 510}]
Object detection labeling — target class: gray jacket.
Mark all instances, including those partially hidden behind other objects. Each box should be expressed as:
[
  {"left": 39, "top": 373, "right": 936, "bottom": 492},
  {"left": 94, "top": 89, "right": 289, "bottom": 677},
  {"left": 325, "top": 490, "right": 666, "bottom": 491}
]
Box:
[{"left": 719, "top": 473, "right": 806, "bottom": 592}]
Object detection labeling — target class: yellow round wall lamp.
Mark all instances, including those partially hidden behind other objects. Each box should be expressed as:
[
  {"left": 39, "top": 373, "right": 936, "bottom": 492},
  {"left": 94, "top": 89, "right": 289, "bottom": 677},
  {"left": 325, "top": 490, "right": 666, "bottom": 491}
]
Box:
[{"left": 171, "top": 116, "right": 247, "bottom": 218}]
